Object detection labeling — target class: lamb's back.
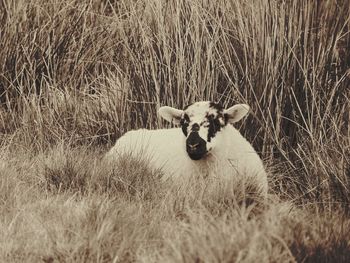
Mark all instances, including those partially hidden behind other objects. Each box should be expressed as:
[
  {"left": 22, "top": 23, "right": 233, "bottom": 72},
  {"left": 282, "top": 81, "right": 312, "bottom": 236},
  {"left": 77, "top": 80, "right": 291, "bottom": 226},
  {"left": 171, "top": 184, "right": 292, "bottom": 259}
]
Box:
[{"left": 106, "top": 128, "right": 190, "bottom": 178}]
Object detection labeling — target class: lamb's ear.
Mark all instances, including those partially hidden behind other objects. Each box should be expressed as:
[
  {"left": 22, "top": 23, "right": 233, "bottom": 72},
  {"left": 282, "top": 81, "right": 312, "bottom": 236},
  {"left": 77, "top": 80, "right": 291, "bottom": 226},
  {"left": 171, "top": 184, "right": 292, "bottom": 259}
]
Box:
[
  {"left": 224, "top": 104, "right": 250, "bottom": 123},
  {"left": 158, "top": 106, "right": 183, "bottom": 124}
]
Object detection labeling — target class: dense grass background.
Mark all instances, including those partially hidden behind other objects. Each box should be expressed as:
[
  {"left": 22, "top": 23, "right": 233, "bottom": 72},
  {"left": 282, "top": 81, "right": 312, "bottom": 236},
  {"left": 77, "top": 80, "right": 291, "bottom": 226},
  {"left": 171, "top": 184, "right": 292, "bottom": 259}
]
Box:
[{"left": 0, "top": 0, "right": 350, "bottom": 262}]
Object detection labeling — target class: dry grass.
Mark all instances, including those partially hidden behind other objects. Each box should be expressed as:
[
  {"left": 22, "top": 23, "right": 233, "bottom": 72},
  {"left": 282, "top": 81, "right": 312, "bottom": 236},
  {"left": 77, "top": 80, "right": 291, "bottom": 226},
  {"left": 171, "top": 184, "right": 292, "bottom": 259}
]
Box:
[
  {"left": 0, "top": 0, "right": 350, "bottom": 262},
  {"left": 0, "top": 145, "right": 349, "bottom": 262}
]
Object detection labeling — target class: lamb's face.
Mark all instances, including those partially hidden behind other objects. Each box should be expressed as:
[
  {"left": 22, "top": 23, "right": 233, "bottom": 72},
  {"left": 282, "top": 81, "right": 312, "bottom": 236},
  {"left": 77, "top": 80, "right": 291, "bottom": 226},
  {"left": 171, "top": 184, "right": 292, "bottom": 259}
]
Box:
[
  {"left": 178, "top": 102, "right": 225, "bottom": 160},
  {"left": 159, "top": 101, "right": 250, "bottom": 161}
]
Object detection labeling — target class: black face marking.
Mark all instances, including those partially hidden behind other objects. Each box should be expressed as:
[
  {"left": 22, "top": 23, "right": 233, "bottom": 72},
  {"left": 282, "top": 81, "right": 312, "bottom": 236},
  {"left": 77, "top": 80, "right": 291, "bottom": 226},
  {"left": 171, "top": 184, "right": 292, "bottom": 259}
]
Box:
[
  {"left": 209, "top": 102, "right": 224, "bottom": 112},
  {"left": 180, "top": 113, "right": 190, "bottom": 136},
  {"left": 206, "top": 113, "right": 224, "bottom": 142},
  {"left": 209, "top": 102, "right": 230, "bottom": 124}
]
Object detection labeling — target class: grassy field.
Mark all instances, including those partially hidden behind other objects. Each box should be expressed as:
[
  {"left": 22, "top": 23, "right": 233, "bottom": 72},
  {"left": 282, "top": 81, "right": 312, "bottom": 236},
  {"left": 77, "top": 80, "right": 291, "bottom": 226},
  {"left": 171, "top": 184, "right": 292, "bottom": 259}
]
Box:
[{"left": 0, "top": 0, "right": 350, "bottom": 262}]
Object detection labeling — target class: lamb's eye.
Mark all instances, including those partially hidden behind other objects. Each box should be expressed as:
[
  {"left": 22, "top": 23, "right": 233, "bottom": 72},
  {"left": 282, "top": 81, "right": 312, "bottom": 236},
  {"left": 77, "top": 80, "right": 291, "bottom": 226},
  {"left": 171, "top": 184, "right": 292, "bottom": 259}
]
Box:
[
  {"left": 181, "top": 114, "right": 190, "bottom": 124},
  {"left": 180, "top": 118, "right": 188, "bottom": 125},
  {"left": 180, "top": 115, "right": 189, "bottom": 136}
]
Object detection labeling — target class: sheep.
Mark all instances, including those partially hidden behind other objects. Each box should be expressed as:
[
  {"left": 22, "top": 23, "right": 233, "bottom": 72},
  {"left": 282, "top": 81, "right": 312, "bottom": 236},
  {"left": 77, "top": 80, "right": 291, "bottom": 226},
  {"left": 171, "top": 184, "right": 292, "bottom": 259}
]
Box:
[{"left": 105, "top": 101, "right": 268, "bottom": 198}]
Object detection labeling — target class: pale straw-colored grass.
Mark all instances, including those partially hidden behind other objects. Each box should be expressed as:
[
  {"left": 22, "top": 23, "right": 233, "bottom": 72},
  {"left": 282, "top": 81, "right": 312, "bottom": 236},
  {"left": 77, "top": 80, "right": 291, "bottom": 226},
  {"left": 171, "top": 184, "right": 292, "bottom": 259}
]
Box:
[{"left": 0, "top": 0, "right": 349, "bottom": 261}]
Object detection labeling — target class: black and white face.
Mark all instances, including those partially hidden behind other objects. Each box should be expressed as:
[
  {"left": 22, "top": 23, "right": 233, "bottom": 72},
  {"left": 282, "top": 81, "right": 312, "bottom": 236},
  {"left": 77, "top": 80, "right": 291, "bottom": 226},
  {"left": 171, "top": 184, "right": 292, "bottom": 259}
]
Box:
[{"left": 159, "top": 101, "right": 250, "bottom": 161}]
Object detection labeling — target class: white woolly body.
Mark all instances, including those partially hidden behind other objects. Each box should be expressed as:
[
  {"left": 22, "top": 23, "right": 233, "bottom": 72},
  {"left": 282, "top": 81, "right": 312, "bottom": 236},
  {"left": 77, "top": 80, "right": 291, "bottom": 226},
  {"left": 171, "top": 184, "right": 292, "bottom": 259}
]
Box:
[{"left": 106, "top": 125, "right": 268, "bottom": 195}]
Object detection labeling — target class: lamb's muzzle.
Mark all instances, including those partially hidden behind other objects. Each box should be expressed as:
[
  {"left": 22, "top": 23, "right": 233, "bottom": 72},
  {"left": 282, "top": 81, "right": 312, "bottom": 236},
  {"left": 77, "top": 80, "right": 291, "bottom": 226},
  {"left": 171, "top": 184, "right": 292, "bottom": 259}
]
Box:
[{"left": 186, "top": 131, "right": 207, "bottom": 160}]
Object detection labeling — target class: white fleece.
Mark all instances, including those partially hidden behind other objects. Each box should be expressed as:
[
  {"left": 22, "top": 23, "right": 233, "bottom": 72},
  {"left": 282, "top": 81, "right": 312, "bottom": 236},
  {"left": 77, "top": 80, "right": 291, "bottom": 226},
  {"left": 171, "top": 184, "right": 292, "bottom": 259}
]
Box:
[{"left": 105, "top": 124, "right": 268, "bottom": 196}]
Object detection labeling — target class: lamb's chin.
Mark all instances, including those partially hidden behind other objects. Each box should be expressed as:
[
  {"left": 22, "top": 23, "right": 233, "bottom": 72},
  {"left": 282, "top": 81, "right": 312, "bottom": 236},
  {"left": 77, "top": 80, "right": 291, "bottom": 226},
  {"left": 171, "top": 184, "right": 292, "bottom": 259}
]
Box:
[{"left": 187, "top": 151, "right": 210, "bottom": 161}]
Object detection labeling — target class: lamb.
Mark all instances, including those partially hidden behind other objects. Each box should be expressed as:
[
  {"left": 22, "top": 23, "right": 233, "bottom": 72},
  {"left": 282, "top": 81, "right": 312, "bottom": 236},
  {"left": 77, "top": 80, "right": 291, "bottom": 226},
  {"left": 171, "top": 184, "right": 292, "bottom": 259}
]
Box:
[{"left": 105, "top": 101, "right": 268, "bottom": 197}]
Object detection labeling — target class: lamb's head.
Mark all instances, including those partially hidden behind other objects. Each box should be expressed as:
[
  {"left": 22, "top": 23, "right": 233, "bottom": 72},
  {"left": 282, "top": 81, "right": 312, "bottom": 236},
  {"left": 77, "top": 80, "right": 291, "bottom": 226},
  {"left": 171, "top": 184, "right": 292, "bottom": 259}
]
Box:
[{"left": 159, "top": 101, "right": 250, "bottom": 160}]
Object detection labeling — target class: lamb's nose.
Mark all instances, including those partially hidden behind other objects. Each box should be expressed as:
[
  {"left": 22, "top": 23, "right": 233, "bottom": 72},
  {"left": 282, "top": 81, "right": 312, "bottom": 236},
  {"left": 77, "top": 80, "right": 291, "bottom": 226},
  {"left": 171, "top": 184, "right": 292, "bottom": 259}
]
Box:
[{"left": 188, "top": 143, "right": 199, "bottom": 150}]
